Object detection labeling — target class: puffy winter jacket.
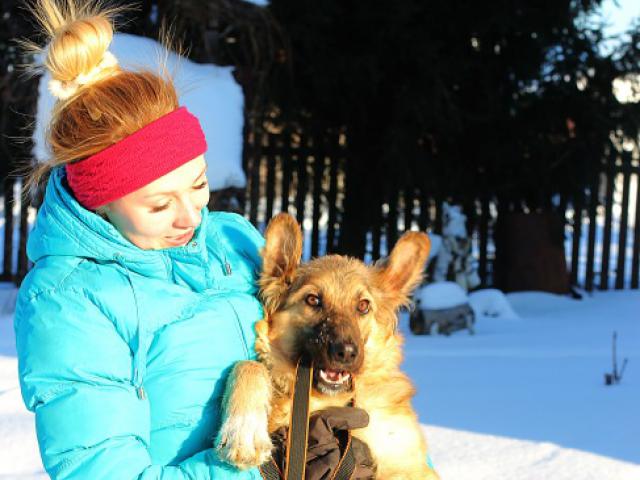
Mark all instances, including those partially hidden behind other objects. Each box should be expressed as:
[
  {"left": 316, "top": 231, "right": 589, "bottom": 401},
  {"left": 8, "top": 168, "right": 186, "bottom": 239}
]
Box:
[{"left": 15, "top": 167, "right": 265, "bottom": 479}]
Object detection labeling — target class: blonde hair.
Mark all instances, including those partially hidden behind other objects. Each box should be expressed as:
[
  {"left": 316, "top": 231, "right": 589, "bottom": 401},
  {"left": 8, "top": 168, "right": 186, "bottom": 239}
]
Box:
[{"left": 23, "top": 0, "right": 179, "bottom": 195}]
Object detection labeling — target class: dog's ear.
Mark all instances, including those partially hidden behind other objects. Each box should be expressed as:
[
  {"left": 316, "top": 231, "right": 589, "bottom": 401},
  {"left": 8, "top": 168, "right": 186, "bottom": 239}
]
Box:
[
  {"left": 374, "top": 232, "right": 430, "bottom": 308},
  {"left": 259, "top": 213, "right": 303, "bottom": 313}
]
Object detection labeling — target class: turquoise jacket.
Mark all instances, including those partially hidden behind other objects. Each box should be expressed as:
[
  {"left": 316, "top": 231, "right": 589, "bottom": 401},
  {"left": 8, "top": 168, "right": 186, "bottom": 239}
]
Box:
[{"left": 15, "top": 167, "right": 265, "bottom": 479}]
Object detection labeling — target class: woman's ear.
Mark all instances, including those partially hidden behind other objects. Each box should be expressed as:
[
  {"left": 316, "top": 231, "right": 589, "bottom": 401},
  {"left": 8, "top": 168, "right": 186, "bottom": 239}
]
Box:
[{"left": 259, "top": 213, "right": 303, "bottom": 313}]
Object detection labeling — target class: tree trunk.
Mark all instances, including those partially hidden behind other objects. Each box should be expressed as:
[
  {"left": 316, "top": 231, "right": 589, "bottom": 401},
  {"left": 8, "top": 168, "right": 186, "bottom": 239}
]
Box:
[{"left": 494, "top": 212, "right": 570, "bottom": 293}]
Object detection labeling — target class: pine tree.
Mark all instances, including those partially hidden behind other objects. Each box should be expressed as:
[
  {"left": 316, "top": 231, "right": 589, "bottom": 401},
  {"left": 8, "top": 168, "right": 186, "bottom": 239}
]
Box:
[{"left": 266, "top": 0, "right": 640, "bottom": 259}]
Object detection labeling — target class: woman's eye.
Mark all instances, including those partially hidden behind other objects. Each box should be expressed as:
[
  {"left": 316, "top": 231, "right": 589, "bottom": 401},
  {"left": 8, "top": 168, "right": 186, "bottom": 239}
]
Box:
[
  {"left": 305, "top": 294, "right": 321, "bottom": 307},
  {"left": 194, "top": 180, "right": 208, "bottom": 190},
  {"left": 357, "top": 299, "right": 370, "bottom": 315},
  {"left": 150, "top": 202, "right": 171, "bottom": 213}
]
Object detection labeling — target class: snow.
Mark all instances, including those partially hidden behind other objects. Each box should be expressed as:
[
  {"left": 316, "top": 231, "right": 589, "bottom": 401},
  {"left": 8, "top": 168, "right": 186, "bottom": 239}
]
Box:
[
  {"left": 425, "top": 425, "right": 640, "bottom": 480},
  {"left": 441, "top": 203, "right": 469, "bottom": 238},
  {"left": 468, "top": 289, "right": 521, "bottom": 320},
  {"left": 416, "top": 281, "right": 469, "bottom": 310},
  {"left": 1, "top": 286, "right": 639, "bottom": 479},
  {"left": 32, "top": 33, "right": 246, "bottom": 191},
  {"left": 402, "top": 290, "right": 640, "bottom": 479},
  {"left": 426, "top": 233, "right": 442, "bottom": 262}
]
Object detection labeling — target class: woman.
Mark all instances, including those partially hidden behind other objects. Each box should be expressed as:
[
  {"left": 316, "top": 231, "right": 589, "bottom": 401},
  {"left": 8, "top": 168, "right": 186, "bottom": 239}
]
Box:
[
  {"left": 14, "top": 0, "right": 270, "bottom": 477},
  {"left": 15, "top": 1, "right": 375, "bottom": 478}
]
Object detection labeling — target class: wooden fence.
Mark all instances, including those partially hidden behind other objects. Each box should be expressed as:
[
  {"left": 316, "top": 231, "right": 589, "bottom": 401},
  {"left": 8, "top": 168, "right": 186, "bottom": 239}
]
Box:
[
  {"left": 2, "top": 136, "right": 639, "bottom": 290},
  {"left": 1, "top": 177, "right": 30, "bottom": 285},
  {"left": 242, "top": 129, "right": 640, "bottom": 290}
]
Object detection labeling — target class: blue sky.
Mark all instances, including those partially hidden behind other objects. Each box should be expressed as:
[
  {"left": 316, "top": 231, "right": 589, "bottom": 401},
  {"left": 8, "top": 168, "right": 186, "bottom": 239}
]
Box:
[
  {"left": 595, "top": 0, "right": 639, "bottom": 56},
  {"left": 600, "top": 0, "right": 639, "bottom": 36}
]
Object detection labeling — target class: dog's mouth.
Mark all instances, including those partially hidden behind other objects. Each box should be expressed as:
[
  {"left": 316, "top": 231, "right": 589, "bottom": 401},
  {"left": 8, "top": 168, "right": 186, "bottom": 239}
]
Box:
[{"left": 313, "top": 366, "right": 353, "bottom": 395}]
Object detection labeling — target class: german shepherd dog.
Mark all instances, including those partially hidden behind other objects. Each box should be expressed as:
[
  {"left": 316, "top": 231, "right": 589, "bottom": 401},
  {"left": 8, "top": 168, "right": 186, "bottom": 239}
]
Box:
[{"left": 216, "top": 213, "right": 439, "bottom": 479}]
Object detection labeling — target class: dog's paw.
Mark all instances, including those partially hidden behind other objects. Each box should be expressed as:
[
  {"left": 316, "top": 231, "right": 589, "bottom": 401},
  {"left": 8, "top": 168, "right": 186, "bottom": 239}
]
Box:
[{"left": 215, "top": 413, "right": 273, "bottom": 469}]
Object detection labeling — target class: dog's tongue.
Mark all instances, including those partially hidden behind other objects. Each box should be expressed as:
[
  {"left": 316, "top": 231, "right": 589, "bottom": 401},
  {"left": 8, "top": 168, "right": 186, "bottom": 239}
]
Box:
[
  {"left": 323, "top": 369, "right": 344, "bottom": 382},
  {"left": 325, "top": 369, "right": 340, "bottom": 381}
]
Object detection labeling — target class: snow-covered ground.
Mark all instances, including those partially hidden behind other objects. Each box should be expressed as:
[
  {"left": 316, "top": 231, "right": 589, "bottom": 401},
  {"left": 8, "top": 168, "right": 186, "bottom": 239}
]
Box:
[
  {"left": 405, "top": 289, "right": 640, "bottom": 479},
  {"left": 1, "top": 287, "right": 639, "bottom": 479}
]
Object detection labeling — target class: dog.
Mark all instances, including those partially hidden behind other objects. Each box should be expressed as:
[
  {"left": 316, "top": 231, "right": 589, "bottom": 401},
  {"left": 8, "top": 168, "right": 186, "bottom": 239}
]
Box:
[{"left": 216, "top": 213, "right": 439, "bottom": 479}]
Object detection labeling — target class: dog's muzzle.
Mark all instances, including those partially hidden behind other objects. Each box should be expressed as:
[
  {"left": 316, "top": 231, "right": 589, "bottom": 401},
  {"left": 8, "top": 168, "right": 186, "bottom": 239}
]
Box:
[{"left": 305, "top": 319, "right": 363, "bottom": 396}]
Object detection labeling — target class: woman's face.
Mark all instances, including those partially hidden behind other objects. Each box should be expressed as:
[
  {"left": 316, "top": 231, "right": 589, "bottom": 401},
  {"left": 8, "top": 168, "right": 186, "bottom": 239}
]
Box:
[{"left": 101, "top": 155, "right": 210, "bottom": 250}]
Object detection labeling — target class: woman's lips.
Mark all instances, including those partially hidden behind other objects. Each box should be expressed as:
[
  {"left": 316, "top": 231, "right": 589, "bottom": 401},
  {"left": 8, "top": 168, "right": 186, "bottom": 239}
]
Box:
[{"left": 165, "top": 229, "right": 194, "bottom": 246}]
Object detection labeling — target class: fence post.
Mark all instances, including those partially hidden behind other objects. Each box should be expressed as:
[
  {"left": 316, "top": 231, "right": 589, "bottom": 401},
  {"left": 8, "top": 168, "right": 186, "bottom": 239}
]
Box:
[
  {"left": 17, "top": 182, "right": 29, "bottom": 284},
  {"left": 295, "top": 134, "right": 308, "bottom": 225},
  {"left": 631, "top": 161, "right": 640, "bottom": 289},
  {"left": 585, "top": 169, "right": 599, "bottom": 291},
  {"left": 403, "top": 189, "right": 414, "bottom": 232},
  {"left": 311, "top": 133, "right": 324, "bottom": 257},
  {"left": 265, "top": 133, "right": 276, "bottom": 221},
  {"left": 386, "top": 190, "right": 398, "bottom": 254},
  {"left": 478, "top": 195, "right": 490, "bottom": 286},
  {"left": 281, "top": 129, "right": 293, "bottom": 214},
  {"left": 615, "top": 151, "right": 632, "bottom": 289},
  {"left": 247, "top": 129, "right": 261, "bottom": 225},
  {"left": 600, "top": 151, "right": 616, "bottom": 290},
  {"left": 326, "top": 131, "right": 340, "bottom": 254},
  {"left": 570, "top": 192, "right": 584, "bottom": 287},
  {"left": 2, "top": 177, "right": 15, "bottom": 282}
]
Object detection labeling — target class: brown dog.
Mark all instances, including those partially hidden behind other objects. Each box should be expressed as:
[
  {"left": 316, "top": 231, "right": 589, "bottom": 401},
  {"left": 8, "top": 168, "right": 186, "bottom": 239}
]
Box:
[{"left": 216, "top": 213, "right": 439, "bottom": 479}]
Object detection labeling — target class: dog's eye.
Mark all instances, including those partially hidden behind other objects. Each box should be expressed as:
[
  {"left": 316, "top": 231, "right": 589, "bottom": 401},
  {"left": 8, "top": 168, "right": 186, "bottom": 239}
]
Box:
[
  {"left": 357, "top": 299, "right": 370, "bottom": 315},
  {"left": 305, "top": 294, "right": 321, "bottom": 307}
]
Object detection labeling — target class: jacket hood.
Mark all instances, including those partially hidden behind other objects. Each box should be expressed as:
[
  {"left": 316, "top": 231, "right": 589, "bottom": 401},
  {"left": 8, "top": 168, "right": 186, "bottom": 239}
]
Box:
[{"left": 28, "top": 167, "right": 209, "bottom": 278}]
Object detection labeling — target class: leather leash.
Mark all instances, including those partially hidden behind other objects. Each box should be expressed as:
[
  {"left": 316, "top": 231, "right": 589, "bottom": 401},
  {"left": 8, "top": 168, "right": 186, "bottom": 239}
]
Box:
[{"left": 260, "top": 355, "right": 356, "bottom": 480}]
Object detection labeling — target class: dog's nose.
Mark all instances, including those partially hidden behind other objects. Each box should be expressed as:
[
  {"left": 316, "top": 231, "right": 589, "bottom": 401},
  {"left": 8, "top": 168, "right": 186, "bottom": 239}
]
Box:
[{"left": 328, "top": 341, "right": 358, "bottom": 366}]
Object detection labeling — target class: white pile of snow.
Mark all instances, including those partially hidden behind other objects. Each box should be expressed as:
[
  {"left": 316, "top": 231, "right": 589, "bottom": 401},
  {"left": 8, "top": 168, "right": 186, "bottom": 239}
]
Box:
[
  {"left": 416, "top": 281, "right": 468, "bottom": 310},
  {"left": 0, "top": 287, "right": 45, "bottom": 479},
  {"left": 426, "top": 425, "right": 640, "bottom": 480},
  {"left": 0, "top": 385, "right": 43, "bottom": 479},
  {"left": 416, "top": 282, "right": 520, "bottom": 321},
  {"left": 468, "top": 289, "right": 520, "bottom": 320},
  {"left": 33, "top": 33, "right": 246, "bottom": 191},
  {"left": 426, "top": 233, "right": 442, "bottom": 262}
]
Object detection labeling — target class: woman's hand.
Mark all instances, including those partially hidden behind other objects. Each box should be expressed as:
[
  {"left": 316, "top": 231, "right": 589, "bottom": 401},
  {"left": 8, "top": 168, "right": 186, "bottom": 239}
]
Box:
[{"left": 270, "top": 406, "right": 376, "bottom": 479}]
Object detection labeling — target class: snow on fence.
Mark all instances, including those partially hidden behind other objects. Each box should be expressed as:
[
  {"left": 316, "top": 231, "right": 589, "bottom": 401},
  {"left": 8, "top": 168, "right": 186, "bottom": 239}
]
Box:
[{"left": 2, "top": 137, "right": 639, "bottom": 290}]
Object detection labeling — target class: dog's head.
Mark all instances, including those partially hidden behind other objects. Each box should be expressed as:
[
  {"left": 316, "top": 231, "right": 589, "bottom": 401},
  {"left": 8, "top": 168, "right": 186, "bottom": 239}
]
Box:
[{"left": 258, "top": 213, "right": 430, "bottom": 397}]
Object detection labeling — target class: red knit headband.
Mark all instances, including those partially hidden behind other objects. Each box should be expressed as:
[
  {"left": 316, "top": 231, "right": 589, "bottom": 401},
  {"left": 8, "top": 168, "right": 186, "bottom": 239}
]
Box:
[{"left": 66, "top": 106, "right": 207, "bottom": 210}]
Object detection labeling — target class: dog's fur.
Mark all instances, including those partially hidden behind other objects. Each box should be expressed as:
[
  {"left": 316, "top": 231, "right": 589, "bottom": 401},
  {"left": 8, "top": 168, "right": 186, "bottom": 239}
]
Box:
[{"left": 216, "top": 213, "right": 439, "bottom": 479}]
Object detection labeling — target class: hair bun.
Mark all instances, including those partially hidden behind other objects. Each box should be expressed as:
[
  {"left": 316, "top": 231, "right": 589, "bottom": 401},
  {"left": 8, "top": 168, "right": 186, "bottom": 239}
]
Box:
[
  {"left": 23, "top": 0, "right": 180, "bottom": 198},
  {"left": 49, "top": 49, "right": 119, "bottom": 100},
  {"left": 29, "top": 1, "right": 120, "bottom": 99}
]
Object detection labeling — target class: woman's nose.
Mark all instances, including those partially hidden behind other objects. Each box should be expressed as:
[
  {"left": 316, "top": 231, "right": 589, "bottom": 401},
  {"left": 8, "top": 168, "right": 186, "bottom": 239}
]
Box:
[{"left": 175, "top": 198, "right": 201, "bottom": 228}]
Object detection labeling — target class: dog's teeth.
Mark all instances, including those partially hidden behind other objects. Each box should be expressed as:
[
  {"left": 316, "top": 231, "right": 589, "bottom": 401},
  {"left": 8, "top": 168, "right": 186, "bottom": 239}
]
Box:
[
  {"left": 320, "top": 369, "right": 350, "bottom": 385},
  {"left": 319, "top": 369, "right": 349, "bottom": 385}
]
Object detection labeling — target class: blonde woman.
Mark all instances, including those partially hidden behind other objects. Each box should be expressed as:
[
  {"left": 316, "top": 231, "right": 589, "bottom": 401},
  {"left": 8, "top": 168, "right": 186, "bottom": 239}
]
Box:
[
  {"left": 14, "top": 1, "right": 269, "bottom": 478},
  {"left": 15, "top": 1, "right": 376, "bottom": 478}
]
